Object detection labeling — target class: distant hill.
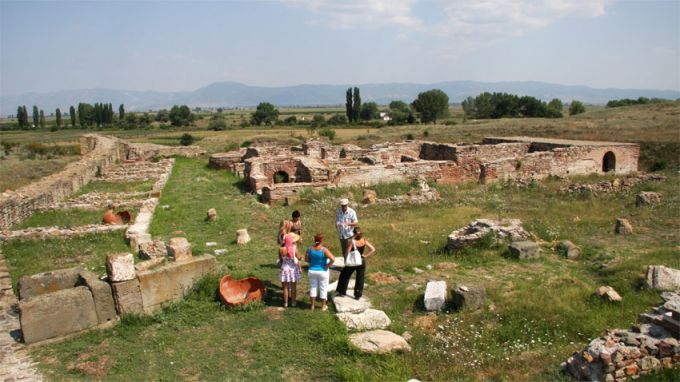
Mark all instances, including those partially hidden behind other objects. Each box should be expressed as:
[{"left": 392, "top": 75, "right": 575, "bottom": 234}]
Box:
[{"left": 1, "top": 81, "right": 678, "bottom": 116}]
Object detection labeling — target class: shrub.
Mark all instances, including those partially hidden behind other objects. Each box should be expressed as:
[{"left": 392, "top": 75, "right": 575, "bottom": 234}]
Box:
[
  {"left": 208, "top": 118, "right": 227, "bottom": 131},
  {"left": 180, "top": 133, "right": 195, "bottom": 146},
  {"left": 319, "top": 127, "right": 336, "bottom": 140},
  {"left": 240, "top": 140, "right": 252, "bottom": 148},
  {"left": 650, "top": 159, "right": 668, "bottom": 172},
  {"left": 406, "top": 133, "right": 415, "bottom": 140}
]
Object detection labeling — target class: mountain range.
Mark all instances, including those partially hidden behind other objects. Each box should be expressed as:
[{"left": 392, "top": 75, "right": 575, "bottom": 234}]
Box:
[{"left": 2, "top": 81, "right": 678, "bottom": 116}]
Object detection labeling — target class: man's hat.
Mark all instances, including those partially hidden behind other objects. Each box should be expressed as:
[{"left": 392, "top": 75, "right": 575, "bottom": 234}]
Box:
[{"left": 339, "top": 198, "right": 349, "bottom": 206}]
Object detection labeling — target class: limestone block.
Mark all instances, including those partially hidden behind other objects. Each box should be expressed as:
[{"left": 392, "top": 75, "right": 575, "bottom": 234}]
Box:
[
  {"left": 558, "top": 240, "right": 581, "bottom": 260},
  {"left": 167, "top": 237, "right": 192, "bottom": 262},
  {"left": 337, "top": 309, "right": 391, "bottom": 331},
  {"left": 646, "top": 265, "right": 680, "bottom": 291},
  {"left": 285, "top": 195, "right": 299, "bottom": 206},
  {"left": 424, "top": 280, "right": 447, "bottom": 311},
  {"left": 595, "top": 286, "right": 622, "bottom": 302},
  {"left": 111, "top": 278, "right": 143, "bottom": 315},
  {"left": 451, "top": 284, "right": 486, "bottom": 311},
  {"left": 137, "top": 255, "right": 217, "bottom": 313},
  {"left": 615, "top": 218, "right": 633, "bottom": 235},
  {"left": 106, "top": 253, "right": 136, "bottom": 282},
  {"left": 78, "top": 270, "right": 117, "bottom": 324},
  {"left": 362, "top": 189, "right": 377, "bottom": 204},
  {"left": 19, "top": 286, "right": 98, "bottom": 344},
  {"left": 333, "top": 295, "right": 370, "bottom": 314},
  {"left": 134, "top": 257, "right": 166, "bottom": 272},
  {"left": 17, "top": 267, "right": 82, "bottom": 300},
  {"left": 236, "top": 229, "right": 251, "bottom": 245},
  {"left": 129, "top": 232, "right": 152, "bottom": 252},
  {"left": 139, "top": 240, "right": 168, "bottom": 260},
  {"left": 349, "top": 330, "right": 412, "bottom": 354},
  {"left": 636, "top": 192, "right": 663, "bottom": 207},
  {"left": 509, "top": 241, "right": 541, "bottom": 259},
  {"left": 207, "top": 208, "right": 217, "bottom": 221}
]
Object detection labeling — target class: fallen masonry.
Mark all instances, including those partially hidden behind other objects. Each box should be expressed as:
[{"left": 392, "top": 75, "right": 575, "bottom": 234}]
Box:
[
  {"left": 447, "top": 219, "right": 530, "bottom": 251},
  {"left": 563, "top": 290, "right": 680, "bottom": 381},
  {"left": 562, "top": 173, "right": 666, "bottom": 196},
  {"left": 209, "top": 136, "right": 639, "bottom": 203}
]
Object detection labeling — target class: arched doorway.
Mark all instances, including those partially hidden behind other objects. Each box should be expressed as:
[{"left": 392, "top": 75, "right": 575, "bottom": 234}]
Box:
[
  {"left": 602, "top": 152, "right": 616, "bottom": 173},
  {"left": 273, "top": 171, "right": 290, "bottom": 184}
]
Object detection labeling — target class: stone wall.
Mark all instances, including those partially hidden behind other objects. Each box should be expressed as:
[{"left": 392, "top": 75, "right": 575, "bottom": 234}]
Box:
[
  {"left": 219, "top": 136, "right": 640, "bottom": 197},
  {"left": 0, "top": 135, "right": 123, "bottom": 230},
  {"left": 0, "top": 134, "right": 204, "bottom": 231}
]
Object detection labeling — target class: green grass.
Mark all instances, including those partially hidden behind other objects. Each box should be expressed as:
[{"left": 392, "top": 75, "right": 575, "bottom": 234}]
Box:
[
  {"left": 74, "top": 180, "right": 153, "bottom": 195},
  {"left": 2, "top": 232, "right": 129, "bottom": 292},
  {"left": 12, "top": 156, "right": 677, "bottom": 380},
  {"left": 11, "top": 209, "right": 130, "bottom": 230}
]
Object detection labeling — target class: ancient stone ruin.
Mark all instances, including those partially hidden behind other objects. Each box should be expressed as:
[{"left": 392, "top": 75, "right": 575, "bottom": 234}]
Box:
[
  {"left": 0, "top": 134, "right": 204, "bottom": 231},
  {"left": 210, "top": 136, "right": 639, "bottom": 203}
]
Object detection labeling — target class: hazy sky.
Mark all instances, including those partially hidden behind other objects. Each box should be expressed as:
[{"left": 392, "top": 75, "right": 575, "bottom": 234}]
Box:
[{"left": 1, "top": 0, "right": 678, "bottom": 95}]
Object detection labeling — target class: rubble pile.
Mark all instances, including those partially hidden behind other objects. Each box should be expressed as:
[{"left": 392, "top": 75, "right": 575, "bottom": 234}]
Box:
[
  {"left": 447, "top": 219, "right": 530, "bottom": 251},
  {"left": 563, "top": 291, "right": 680, "bottom": 381},
  {"left": 562, "top": 174, "right": 666, "bottom": 196}
]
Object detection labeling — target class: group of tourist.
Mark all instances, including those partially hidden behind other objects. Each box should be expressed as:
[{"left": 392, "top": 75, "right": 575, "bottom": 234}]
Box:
[{"left": 277, "top": 198, "right": 376, "bottom": 310}]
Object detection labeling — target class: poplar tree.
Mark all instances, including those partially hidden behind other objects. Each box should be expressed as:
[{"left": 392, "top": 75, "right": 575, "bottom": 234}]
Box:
[
  {"left": 352, "top": 87, "right": 361, "bottom": 123},
  {"left": 39, "top": 109, "right": 45, "bottom": 128},
  {"left": 69, "top": 105, "right": 76, "bottom": 127},
  {"left": 16, "top": 106, "right": 24, "bottom": 128},
  {"left": 56, "top": 108, "right": 62, "bottom": 128},
  {"left": 119, "top": 104, "right": 125, "bottom": 121},
  {"left": 345, "top": 88, "right": 353, "bottom": 122},
  {"left": 32, "top": 106, "right": 39, "bottom": 127}
]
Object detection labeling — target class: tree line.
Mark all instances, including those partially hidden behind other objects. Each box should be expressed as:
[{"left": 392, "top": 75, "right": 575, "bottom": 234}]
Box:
[
  {"left": 12, "top": 102, "right": 196, "bottom": 130},
  {"left": 606, "top": 97, "right": 668, "bottom": 108}
]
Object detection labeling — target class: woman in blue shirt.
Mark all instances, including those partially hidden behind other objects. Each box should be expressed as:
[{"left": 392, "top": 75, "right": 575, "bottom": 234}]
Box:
[{"left": 305, "top": 233, "right": 335, "bottom": 311}]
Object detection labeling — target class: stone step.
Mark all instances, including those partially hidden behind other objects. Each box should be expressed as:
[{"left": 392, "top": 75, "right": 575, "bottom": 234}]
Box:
[
  {"left": 337, "top": 309, "right": 391, "bottom": 331},
  {"left": 332, "top": 294, "right": 370, "bottom": 314}
]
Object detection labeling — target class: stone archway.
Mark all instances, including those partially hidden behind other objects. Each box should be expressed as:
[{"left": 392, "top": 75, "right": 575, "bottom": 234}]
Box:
[
  {"left": 273, "top": 170, "right": 290, "bottom": 184},
  {"left": 602, "top": 151, "right": 616, "bottom": 173}
]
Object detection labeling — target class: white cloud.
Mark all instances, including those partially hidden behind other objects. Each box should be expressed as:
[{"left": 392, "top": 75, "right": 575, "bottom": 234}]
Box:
[
  {"left": 283, "top": 0, "right": 612, "bottom": 52},
  {"left": 282, "top": 0, "right": 420, "bottom": 29}
]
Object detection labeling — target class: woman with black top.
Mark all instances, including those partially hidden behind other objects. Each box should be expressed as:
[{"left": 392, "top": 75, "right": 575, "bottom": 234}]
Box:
[{"left": 336, "top": 227, "right": 375, "bottom": 300}]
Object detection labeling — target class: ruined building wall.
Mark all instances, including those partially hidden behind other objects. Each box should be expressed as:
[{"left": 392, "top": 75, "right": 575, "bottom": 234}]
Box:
[
  {"left": 482, "top": 144, "right": 641, "bottom": 183},
  {"left": 0, "top": 134, "right": 205, "bottom": 230},
  {"left": 0, "top": 135, "right": 124, "bottom": 230}
]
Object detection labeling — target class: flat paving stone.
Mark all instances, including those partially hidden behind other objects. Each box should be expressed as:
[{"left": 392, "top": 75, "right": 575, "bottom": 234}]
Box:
[
  {"left": 349, "top": 330, "right": 411, "bottom": 354},
  {"left": 332, "top": 295, "right": 371, "bottom": 314}
]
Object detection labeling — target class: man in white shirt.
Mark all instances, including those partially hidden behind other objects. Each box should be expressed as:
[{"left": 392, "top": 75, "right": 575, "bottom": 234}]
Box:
[{"left": 335, "top": 198, "right": 358, "bottom": 259}]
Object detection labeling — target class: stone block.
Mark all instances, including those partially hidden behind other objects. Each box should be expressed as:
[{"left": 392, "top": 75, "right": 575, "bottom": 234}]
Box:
[
  {"left": 111, "top": 278, "right": 144, "bottom": 315},
  {"left": 78, "top": 270, "right": 117, "bottom": 324},
  {"left": 646, "top": 265, "right": 680, "bottom": 291},
  {"left": 139, "top": 240, "right": 168, "bottom": 260},
  {"left": 349, "top": 330, "right": 411, "bottom": 354},
  {"left": 558, "top": 240, "right": 581, "bottom": 260},
  {"left": 451, "top": 284, "right": 486, "bottom": 311},
  {"left": 135, "top": 256, "right": 166, "bottom": 272},
  {"left": 17, "top": 267, "right": 82, "bottom": 300},
  {"left": 509, "top": 241, "right": 541, "bottom": 259},
  {"left": 167, "top": 237, "right": 192, "bottom": 262},
  {"left": 207, "top": 208, "right": 217, "bottom": 221},
  {"left": 236, "top": 229, "right": 251, "bottom": 245},
  {"left": 636, "top": 192, "right": 662, "bottom": 207},
  {"left": 129, "top": 232, "right": 152, "bottom": 252},
  {"left": 595, "top": 286, "right": 622, "bottom": 302},
  {"left": 285, "top": 195, "right": 299, "bottom": 206},
  {"left": 337, "top": 309, "right": 391, "bottom": 331},
  {"left": 19, "top": 286, "right": 98, "bottom": 344},
  {"left": 137, "top": 255, "right": 217, "bottom": 313},
  {"left": 333, "top": 295, "right": 371, "bottom": 314},
  {"left": 106, "top": 253, "right": 136, "bottom": 282},
  {"left": 615, "top": 218, "right": 633, "bottom": 235},
  {"left": 362, "top": 189, "right": 377, "bottom": 204},
  {"left": 424, "top": 280, "right": 447, "bottom": 311}
]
